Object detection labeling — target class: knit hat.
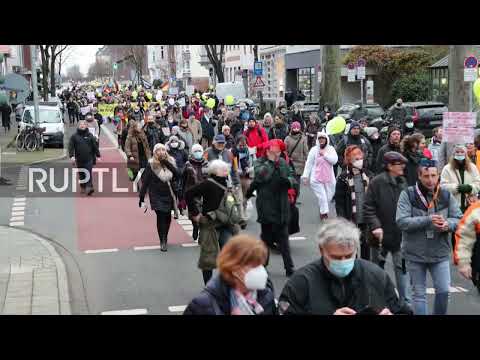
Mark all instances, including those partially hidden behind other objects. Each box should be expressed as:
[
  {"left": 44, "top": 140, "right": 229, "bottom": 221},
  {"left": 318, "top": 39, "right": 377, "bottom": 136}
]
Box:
[
  {"left": 350, "top": 120, "right": 360, "bottom": 130},
  {"left": 191, "top": 144, "right": 203, "bottom": 154},
  {"left": 364, "top": 127, "right": 379, "bottom": 138},
  {"left": 291, "top": 121, "right": 301, "bottom": 131},
  {"left": 383, "top": 151, "right": 407, "bottom": 165},
  {"left": 169, "top": 135, "right": 179, "bottom": 143}
]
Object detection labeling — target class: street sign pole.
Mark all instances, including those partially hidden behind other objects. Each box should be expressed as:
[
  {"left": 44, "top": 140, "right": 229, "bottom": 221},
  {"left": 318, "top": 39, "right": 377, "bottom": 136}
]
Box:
[
  {"left": 470, "top": 82, "right": 473, "bottom": 112},
  {"left": 30, "top": 45, "right": 40, "bottom": 125}
]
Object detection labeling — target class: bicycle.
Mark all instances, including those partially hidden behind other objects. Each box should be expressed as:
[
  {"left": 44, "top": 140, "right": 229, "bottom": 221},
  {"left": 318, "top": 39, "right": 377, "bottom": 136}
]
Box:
[{"left": 16, "top": 124, "right": 46, "bottom": 152}]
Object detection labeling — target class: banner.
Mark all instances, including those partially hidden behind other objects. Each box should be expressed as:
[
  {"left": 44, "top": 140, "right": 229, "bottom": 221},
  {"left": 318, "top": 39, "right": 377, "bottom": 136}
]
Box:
[
  {"left": 80, "top": 106, "right": 91, "bottom": 116},
  {"left": 443, "top": 112, "right": 475, "bottom": 144},
  {"left": 87, "top": 92, "right": 95, "bottom": 100},
  {"left": 98, "top": 104, "right": 116, "bottom": 117}
]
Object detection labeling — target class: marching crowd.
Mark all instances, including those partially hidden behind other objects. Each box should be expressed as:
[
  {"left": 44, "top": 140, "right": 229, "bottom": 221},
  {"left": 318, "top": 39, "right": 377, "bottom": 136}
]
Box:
[{"left": 65, "top": 82, "right": 480, "bottom": 315}]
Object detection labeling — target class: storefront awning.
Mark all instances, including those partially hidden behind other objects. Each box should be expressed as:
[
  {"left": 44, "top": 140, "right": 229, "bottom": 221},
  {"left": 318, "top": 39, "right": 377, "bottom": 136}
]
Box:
[{"left": 0, "top": 45, "right": 11, "bottom": 54}]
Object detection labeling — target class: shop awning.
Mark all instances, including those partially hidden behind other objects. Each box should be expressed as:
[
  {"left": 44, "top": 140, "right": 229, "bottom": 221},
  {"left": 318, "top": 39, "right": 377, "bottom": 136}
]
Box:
[{"left": 0, "top": 45, "right": 11, "bottom": 54}]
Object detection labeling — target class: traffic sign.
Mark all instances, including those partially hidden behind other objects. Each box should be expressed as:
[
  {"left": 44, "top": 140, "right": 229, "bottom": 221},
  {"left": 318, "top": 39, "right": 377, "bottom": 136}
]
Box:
[
  {"left": 347, "top": 63, "right": 356, "bottom": 82},
  {"left": 356, "top": 58, "right": 366, "bottom": 80},
  {"left": 464, "top": 56, "right": 478, "bottom": 82},
  {"left": 253, "top": 76, "right": 265, "bottom": 88},
  {"left": 254, "top": 61, "right": 263, "bottom": 76}
]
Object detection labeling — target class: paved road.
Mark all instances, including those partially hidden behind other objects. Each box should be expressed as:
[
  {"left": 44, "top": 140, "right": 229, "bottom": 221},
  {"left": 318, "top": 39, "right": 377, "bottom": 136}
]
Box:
[{"left": 1, "top": 118, "right": 480, "bottom": 315}]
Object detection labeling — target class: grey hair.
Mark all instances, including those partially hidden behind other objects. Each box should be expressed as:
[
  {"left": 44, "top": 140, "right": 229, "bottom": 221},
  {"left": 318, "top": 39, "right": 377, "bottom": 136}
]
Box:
[
  {"left": 316, "top": 218, "right": 360, "bottom": 249},
  {"left": 207, "top": 159, "right": 230, "bottom": 176}
]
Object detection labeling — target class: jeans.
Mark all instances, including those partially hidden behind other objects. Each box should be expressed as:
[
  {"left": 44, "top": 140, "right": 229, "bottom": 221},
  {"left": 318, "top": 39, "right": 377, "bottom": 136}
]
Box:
[
  {"left": 371, "top": 248, "right": 411, "bottom": 305},
  {"left": 407, "top": 259, "right": 450, "bottom": 315},
  {"left": 217, "top": 225, "right": 234, "bottom": 249}
]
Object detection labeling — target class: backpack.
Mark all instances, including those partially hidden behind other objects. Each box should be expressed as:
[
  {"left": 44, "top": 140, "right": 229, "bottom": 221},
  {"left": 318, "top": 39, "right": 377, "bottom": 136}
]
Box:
[{"left": 207, "top": 178, "right": 242, "bottom": 226}]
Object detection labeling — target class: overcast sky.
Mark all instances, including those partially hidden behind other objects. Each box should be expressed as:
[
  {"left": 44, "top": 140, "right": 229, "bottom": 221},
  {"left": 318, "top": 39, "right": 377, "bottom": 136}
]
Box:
[{"left": 63, "top": 45, "right": 103, "bottom": 76}]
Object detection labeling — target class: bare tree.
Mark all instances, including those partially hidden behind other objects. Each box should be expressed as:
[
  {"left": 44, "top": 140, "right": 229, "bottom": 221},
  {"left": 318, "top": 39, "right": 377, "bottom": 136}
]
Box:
[
  {"left": 38, "top": 45, "right": 70, "bottom": 100},
  {"left": 205, "top": 45, "right": 225, "bottom": 83},
  {"left": 57, "top": 46, "right": 77, "bottom": 80},
  {"left": 87, "top": 58, "right": 111, "bottom": 81},
  {"left": 120, "top": 46, "right": 147, "bottom": 84}
]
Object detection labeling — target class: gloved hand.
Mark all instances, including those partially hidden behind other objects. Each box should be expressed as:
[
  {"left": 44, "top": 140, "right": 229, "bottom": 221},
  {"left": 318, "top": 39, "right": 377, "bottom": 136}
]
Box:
[
  {"left": 457, "top": 184, "right": 473, "bottom": 193},
  {"left": 288, "top": 188, "right": 296, "bottom": 204}
]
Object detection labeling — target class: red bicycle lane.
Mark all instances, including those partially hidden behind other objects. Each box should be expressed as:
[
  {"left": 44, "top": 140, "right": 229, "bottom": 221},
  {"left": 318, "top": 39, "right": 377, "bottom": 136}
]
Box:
[{"left": 74, "top": 129, "right": 193, "bottom": 251}]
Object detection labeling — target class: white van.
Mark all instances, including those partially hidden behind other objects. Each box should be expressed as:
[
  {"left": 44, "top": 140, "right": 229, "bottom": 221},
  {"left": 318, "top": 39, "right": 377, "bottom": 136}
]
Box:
[
  {"left": 215, "top": 82, "right": 246, "bottom": 102},
  {"left": 20, "top": 104, "right": 65, "bottom": 148}
]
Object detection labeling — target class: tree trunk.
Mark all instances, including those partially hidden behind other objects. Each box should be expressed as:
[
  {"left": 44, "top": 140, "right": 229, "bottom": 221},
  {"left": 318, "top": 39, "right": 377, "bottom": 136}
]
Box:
[
  {"left": 448, "top": 45, "right": 471, "bottom": 112},
  {"left": 39, "top": 46, "right": 50, "bottom": 101},
  {"left": 321, "top": 45, "right": 341, "bottom": 110},
  {"left": 50, "top": 54, "right": 57, "bottom": 97}
]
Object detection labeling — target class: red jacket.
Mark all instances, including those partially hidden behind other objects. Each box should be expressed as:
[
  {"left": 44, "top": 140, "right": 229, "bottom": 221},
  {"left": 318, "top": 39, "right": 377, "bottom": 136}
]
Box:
[{"left": 244, "top": 125, "right": 269, "bottom": 157}]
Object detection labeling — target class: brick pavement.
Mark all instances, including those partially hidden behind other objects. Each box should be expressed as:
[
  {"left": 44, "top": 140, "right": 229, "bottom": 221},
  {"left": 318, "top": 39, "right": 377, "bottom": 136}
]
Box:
[{"left": 0, "top": 226, "right": 71, "bottom": 315}]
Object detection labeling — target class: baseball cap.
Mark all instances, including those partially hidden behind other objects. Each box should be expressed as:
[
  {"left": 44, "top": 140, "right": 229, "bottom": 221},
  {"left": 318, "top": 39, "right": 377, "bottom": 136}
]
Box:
[{"left": 213, "top": 134, "right": 226, "bottom": 144}]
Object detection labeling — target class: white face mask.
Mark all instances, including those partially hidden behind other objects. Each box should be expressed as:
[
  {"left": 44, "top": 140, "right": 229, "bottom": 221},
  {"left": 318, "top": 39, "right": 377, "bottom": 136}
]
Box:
[
  {"left": 352, "top": 159, "right": 364, "bottom": 169},
  {"left": 170, "top": 142, "right": 179, "bottom": 149},
  {"left": 243, "top": 265, "right": 268, "bottom": 291}
]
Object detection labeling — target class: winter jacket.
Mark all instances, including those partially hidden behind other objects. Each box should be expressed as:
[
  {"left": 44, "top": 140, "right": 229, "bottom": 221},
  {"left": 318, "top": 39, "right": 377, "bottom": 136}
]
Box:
[
  {"left": 178, "top": 128, "right": 194, "bottom": 151},
  {"left": 302, "top": 134, "right": 338, "bottom": 184},
  {"left": 143, "top": 123, "right": 167, "bottom": 152},
  {"left": 182, "top": 157, "right": 209, "bottom": 199},
  {"left": 139, "top": 157, "right": 180, "bottom": 213},
  {"left": 363, "top": 172, "right": 407, "bottom": 252},
  {"left": 231, "top": 146, "right": 253, "bottom": 177},
  {"left": 284, "top": 132, "right": 309, "bottom": 176},
  {"left": 247, "top": 157, "right": 296, "bottom": 225},
  {"left": 305, "top": 120, "right": 322, "bottom": 149},
  {"left": 200, "top": 114, "right": 215, "bottom": 141},
  {"left": 390, "top": 106, "right": 407, "bottom": 127},
  {"left": 185, "top": 175, "right": 228, "bottom": 217},
  {"left": 188, "top": 117, "right": 202, "bottom": 144},
  {"left": 68, "top": 128, "right": 100, "bottom": 164},
  {"left": 223, "top": 134, "right": 235, "bottom": 150},
  {"left": 334, "top": 168, "right": 372, "bottom": 223},
  {"left": 440, "top": 163, "right": 480, "bottom": 211},
  {"left": 278, "top": 258, "right": 412, "bottom": 315},
  {"left": 183, "top": 274, "right": 276, "bottom": 315},
  {"left": 454, "top": 201, "right": 480, "bottom": 267},
  {"left": 244, "top": 125, "right": 269, "bottom": 158},
  {"left": 165, "top": 138, "right": 189, "bottom": 171},
  {"left": 396, "top": 185, "right": 462, "bottom": 263},
  {"left": 230, "top": 118, "right": 245, "bottom": 140},
  {"left": 268, "top": 123, "right": 289, "bottom": 141},
  {"left": 125, "top": 131, "right": 151, "bottom": 171},
  {"left": 336, "top": 134, "right": 373, "bottom": 169},
  {"left": 403, "top": 151, "right": 422, "bottom": 187},
  {"left": 375, "top": 143, "right": 401, "bottom": 175}
]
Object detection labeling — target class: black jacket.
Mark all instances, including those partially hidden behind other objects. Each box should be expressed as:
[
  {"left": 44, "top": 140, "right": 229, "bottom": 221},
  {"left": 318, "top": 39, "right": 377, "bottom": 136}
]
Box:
[
  {"left": 185, "top": 175, "right": 227, "bottom": 217},
  {"left": 139, "top": 160, "right": 180, "bottom": 212},
  {"left": 334, "top": 168, "right": 372, "bottom": 222},
  {"left": 268, "top": 124, "right": 288, "bottom": 141},
  {"left": 183, "top": 274, "right": 277, "bottom": 315},
  {"left": 403, "top": 151, "right": 421, "bottom": 186},
  {"left": 336, "top": 134, "right": 373, "bottom": 169},
  {"left": 375, "top": 143, "right": 401, "bottom": 175},
  {"left": 363, "top": 172, "right": 407, "bottom": 252},
  {"left": 68, "top": 129, "right": 100, "bottom": 164},
  {"left": 200, "top": 115, "right": 215, "bottom": 141},
  {"left": 278, "top": 258, "right": 412, "bottom": 315},
  {"left": 143, "top": 123, "right": 167, "bottom": 154}
]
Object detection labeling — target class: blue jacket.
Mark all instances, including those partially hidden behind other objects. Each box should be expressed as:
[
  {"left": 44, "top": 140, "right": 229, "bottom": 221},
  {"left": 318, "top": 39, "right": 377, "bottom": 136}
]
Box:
[
  {"left": 183, "top": 274, "right": 277, "bottom": 315},
  {"left": 396, "top": 185, "right": 462, "bottom": 263}
]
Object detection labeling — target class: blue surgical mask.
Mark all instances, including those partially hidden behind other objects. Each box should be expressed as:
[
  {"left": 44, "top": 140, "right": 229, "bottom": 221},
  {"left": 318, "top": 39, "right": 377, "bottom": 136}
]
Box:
[
  {"left": 193, "top": 151, "right": 203, "bottom": 160},
  {"left": 454, "top": 155, "right": 466, "bottom": 161},
  {"left": 327, "top": 257, "right": 355, "bottom": 278}
]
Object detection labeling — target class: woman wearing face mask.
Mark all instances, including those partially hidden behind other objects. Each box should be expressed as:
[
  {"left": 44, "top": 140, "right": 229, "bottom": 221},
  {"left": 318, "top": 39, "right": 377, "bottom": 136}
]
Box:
[
  {"left": 334, "top": 145, "right": 372, "bottom": 260},
  {"left": 183, "top": 234, "right": 276, "bottom": 315},
  {"left": 440, "top": 144, "right": 480, "bottom": 213},
  {"left": 165, "top": 135, "right": 189, "bottom": 173},
  {"left": 139, "top": 143, "right": 180, "bottom": 252},
  {"left": 401, "top": 133, "right": 426, "bottom": 186},
  {"left": 182, "top": 144, "right": 209, "bottom": 241},
  {"left": 302, "top": 132, "right": 338, "bottom": 221}
]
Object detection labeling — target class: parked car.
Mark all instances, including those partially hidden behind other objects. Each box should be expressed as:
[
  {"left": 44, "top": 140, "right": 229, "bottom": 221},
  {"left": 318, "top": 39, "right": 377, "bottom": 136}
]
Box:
[
  {"left": 20, "top": 102, "right": 65, "bottom": 148},
  {"left": 337, "top": 103, "right": 358, "bottom": 121},
  {"left": 386, "top": 101, "right": 447, "bottom": 137},
  {"left": 364, "top": 103, "right": 385, "bottom": 120}
]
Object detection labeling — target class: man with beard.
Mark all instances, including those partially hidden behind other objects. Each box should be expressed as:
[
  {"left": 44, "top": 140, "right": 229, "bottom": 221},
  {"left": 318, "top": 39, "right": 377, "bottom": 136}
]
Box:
[
  {"left": 375, "top": 127, "right": 402, "bottom": 175},
  {"left": 335, "top": 121, "right": 373, "bottom": 170}
]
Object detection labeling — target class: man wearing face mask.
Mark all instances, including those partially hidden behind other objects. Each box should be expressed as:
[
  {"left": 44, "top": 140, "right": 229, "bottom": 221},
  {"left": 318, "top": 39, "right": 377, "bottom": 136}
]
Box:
[
  {"left": 335, "top": 120, "right": 373, "bottom": 170},
  {"left": 334, "top": 145, "right": 372, "bottom": 260},
  {"left": 183, "top": 235, "right": 276, "bottom": 315},
  {"left": 246, "top": 140, "right": 296, "bottom": 277},
  {"left": 278, "top": 218, "right": 412, "bottom": 315}
]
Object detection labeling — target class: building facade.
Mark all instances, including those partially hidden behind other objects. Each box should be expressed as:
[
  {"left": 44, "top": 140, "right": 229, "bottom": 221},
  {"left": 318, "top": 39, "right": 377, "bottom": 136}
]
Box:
[
  {"left": 146, "top": 45, "right": 169, "bottom": 82},
  {"left": 173, "top": 45, "right": 209, "bottom": 91}
]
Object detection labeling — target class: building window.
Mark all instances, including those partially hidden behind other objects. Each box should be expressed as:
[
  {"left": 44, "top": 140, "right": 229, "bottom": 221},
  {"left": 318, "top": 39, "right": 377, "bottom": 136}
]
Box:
[
  {"left": 250, "top": 45, "right": 253, "bottom": 53},
  {"left": 298, "top": 67, "right": 314, "bottom": 101},
  {"left": 153, "top": 52, "right": 156, "bottom": 62}
]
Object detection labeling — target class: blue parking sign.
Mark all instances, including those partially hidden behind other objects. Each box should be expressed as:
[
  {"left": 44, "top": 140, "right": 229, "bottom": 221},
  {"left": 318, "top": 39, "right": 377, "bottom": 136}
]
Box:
[{"left": 254, "top": 61, "right": 263, "bottom": 76}]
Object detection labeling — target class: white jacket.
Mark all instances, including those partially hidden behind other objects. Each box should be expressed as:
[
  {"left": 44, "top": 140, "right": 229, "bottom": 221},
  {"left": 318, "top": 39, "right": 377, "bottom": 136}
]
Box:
[
  {"left": 302, "top": 132, "right": 338, "bottom": 184},
  {"left": 440, "top": 163, "right": 480, "bottom": 205}
]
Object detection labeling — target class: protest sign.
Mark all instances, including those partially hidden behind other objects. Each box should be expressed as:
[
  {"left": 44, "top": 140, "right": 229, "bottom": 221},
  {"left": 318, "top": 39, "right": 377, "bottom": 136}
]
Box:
[
  {"left": 98, "top": 104, "right": 116, "bottom": 117},
  {"left": 80, "top": 106, "right": 91, "bottom": 116},
  {"left": 443, "top": 112, "right": 476, "bottom": 144}
]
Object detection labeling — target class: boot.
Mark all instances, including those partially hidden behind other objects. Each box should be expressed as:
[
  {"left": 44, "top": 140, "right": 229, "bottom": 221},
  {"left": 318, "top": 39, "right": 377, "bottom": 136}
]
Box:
[
  {"left": 320, "top": 213, "right": 328, "bottom": 221},
  {"left": 160, "top": 235, "right": 168, "bottom": 252}
]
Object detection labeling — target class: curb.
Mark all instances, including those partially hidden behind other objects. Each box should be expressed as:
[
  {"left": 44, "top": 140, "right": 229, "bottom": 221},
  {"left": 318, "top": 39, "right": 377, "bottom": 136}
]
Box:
[
  {"left": 1, "top": 226, "right": 72, "bottom": 315},
  {"left": 29, "top": 148, "right": 67, "bottom": 165}
]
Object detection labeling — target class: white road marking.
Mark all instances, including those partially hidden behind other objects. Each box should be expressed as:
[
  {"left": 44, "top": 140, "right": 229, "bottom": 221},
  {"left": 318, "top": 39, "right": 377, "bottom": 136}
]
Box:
[
  {"left": 10, "top": 216, "right": 25, "bottom": 222},
  {"left": 101, "top": 309, "right": 148, "bottom": 315},
  {"left": 9, "top": 222, "right": 24, "bottom": 227},
  {"left": 101, "top": 125, "right": 127, "bottom": 161},
  {"left": 11, "top": 211, "right": 25, "bottom": 216},
  {"left": 13, "top": 202, "right": 26, "bottom": 207},
  {"left": 177, "top": 220, "right": 192, "bottom": 225},
  {"left": 168, "top": 305, "right": 187, "bottom": 313},
  {"left": 426, "top": 286, "right": 469, "bottom": 294},
  {"left": 181, "top": 243, "right": 199, "bottom": 247},
  {"left": 14, "top": 197, "right": 26, "bottom": 201},
  {"left": 289, "top": 236, "right": 307, "bottom": 241},
  {"left": 12, "top": 207, "right": 25, "bottom": 211},
  {"left": 134, "top": 245, "right": 161, "bottom": 251},
  {"left": 84, "top": 248, "right": 119, "bottom": 254},
  {"left": 182, "top": 225, "right": 194, "bottom": 231}
]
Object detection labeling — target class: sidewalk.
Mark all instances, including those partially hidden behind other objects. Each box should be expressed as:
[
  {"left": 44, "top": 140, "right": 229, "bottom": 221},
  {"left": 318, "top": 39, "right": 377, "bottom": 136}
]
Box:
[{"left": 0, "top": 226, "right": 71, "bottom": 315}]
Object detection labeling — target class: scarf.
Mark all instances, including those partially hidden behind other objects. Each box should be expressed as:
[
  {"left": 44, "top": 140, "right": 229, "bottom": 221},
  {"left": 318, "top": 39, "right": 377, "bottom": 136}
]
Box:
[
  {"left": 229, "top": 289, "right": 264, "bottom": 315},
  {"left": 149, "top": 158, "right": 174, "bottom": 183},
  {"left": 346, "top": 167, "right": 369, "bottom": 223}
]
